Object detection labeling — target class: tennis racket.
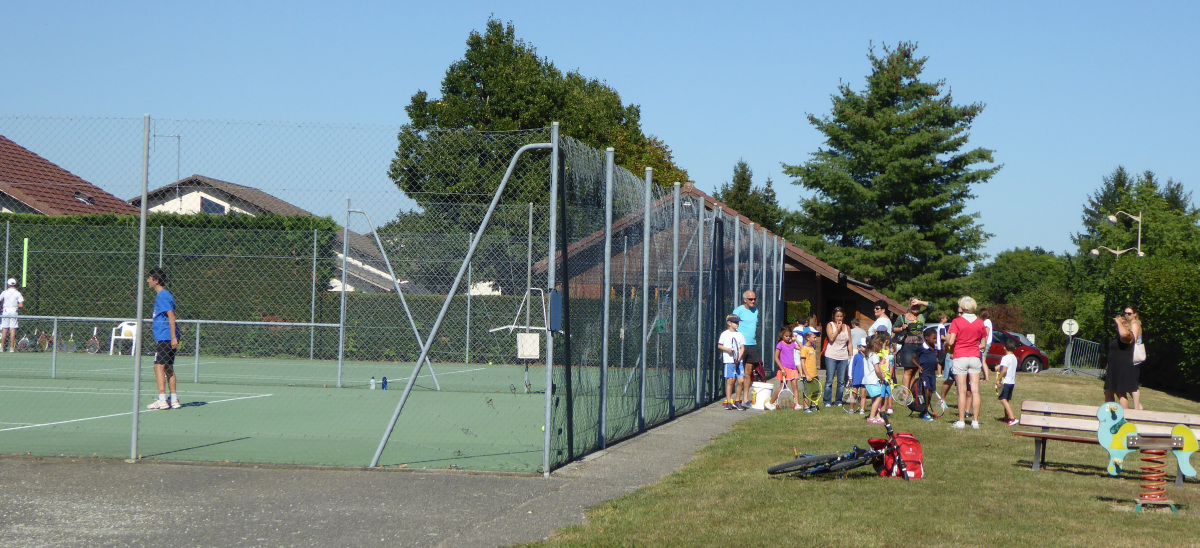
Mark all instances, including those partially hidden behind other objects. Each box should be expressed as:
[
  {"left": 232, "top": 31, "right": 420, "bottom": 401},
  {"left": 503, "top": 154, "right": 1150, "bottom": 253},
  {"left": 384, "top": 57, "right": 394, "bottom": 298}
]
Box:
[
  {"left": 841, "top": 387, "right": 859, "bottom": 414},
  {"left": 16, "top": 331, "right": 29, "bottom": 351},
  {"left": 802, "top": 379, "right": 821, "bottom": 410},
  {"left": 776, "top": 381, "right": 795, "bottom": 410},
  {"left": 62, "top": 333, "right": 76, "bottom": 353},
  {"left": 36, "top": 330, "right": 48, "bottom": 352},
  {"left": 85, "top": 327, "right": 100, "bottom": 354},
  {"left": 889, "top": 378, "right": 913, "bottom": 407}
]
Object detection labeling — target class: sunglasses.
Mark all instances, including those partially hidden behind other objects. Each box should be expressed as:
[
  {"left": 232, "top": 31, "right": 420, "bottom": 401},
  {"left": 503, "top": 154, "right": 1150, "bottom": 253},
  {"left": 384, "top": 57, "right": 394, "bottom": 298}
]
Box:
[
  {"left": 1123, "top": 312, "right": 1134, "bottom": 316},
  {"left": 873, "top": 306, "right": 883, "bottom": 310},
  {"left": 745, "top": 298, "right": 756, "bottom": 301}
]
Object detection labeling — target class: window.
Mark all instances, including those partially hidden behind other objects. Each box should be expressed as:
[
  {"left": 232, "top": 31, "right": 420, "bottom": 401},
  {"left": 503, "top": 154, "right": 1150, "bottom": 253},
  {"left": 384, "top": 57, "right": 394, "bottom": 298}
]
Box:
[
  {"left": 200, "top": 197, "right": 226, "bottom": 215},
  {"left": 73, "top": 191, "right": 94, "bottom": 205}
]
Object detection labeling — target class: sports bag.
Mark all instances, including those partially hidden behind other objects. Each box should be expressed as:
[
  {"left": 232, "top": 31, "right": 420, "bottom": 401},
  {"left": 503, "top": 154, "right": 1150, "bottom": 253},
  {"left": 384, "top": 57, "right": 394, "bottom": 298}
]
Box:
[{"left": 869, "top": 433, "right": 924, "bottom": 479}]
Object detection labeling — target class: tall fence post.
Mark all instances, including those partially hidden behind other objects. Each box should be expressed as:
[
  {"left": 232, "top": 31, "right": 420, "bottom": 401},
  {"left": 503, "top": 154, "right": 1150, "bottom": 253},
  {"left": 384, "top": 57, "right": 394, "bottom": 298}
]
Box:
[
  {"left": 338, "top": 198, "right": 350, "bottom": 388},
  {"left": 465, "top": 261, "right": 471, "bottom": 364},
  {"left": 670, "top": 182, "right": 680, "bottom": 418},
  {"left": 542, "top": 122, "right": 559, "bottom": 477},
  {"left": 4, "top": 220, "right": 9, "bottom": 281},
  {"left": 309, "top": 228, "right": 318, "bottom": 360},
  {"left": 760, "top": 228, "right": 768, "bottom": 355},
  {"left": 50, "top": 317, "right": 57, "bottom": 378},
  {"left": 599, "top": 148, "right": 615, "bottom": 448},
  {"left": 748, "top": 223, "right": 755, "bottom": 290},
  {"left": 193, "top": 321, "right": 201, "bottom": 382},
  {"left": 732, "top": 213, "right": 740, "bottom": 304},
  {"left": 640, "top": 166, "right": 652, "bottom": 432},
  {"left": 157, "top": 225, "right": 164, "bottom": 268},
  {"left": 130, "top": 113, "right": 151, "bottom": 461},
  {"left": 695, "top": 196, "right": 705, "bottom": 406}
]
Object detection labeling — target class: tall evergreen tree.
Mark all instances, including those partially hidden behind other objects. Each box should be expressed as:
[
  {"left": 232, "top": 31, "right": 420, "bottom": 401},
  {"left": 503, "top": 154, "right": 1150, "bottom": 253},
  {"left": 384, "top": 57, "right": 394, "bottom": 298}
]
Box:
[
  {"left": 714, "top": 159, "right": 782, "bottom": 232},
  {"left": 783, "top": 42, "right": 999, "bottom": 304}
]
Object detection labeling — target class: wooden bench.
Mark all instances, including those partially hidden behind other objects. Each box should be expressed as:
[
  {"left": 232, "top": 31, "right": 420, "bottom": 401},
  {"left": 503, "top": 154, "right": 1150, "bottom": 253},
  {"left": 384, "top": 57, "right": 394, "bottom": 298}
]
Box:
[{"left": 1013, "top": 400, "right": 1200, "bottom": 486}]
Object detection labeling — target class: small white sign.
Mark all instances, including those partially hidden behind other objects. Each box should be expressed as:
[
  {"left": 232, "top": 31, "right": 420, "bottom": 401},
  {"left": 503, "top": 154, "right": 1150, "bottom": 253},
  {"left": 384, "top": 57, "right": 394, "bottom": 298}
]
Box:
[
  {"left": 517, "top": 332, "right": 540, "bottom": 360},
  {"left": 1061, "top": 319, "right": 1079, "bottom": 336}
]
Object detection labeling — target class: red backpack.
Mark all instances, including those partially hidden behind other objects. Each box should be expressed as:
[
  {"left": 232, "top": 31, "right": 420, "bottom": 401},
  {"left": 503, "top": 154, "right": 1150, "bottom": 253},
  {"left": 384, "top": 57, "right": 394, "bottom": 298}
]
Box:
[{"left": 868, "top": 433, "right": 924, "bottom": 479}]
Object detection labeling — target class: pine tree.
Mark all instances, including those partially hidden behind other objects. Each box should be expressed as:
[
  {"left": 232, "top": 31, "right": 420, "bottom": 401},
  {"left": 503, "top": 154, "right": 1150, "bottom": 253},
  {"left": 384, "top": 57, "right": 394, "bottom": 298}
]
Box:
[
  {"left": 783, "top": 42, "right": 999, "bottom": 303},
  {"left": 714, "top": 159, "right": 782, "bottom": 232}
]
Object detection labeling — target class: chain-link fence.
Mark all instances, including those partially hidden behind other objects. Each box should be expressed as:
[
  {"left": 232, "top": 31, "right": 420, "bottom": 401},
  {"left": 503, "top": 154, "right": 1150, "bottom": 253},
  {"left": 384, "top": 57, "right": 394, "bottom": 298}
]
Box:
[{"left": 0, "top": 116, "right": 784, "bottom": 474}]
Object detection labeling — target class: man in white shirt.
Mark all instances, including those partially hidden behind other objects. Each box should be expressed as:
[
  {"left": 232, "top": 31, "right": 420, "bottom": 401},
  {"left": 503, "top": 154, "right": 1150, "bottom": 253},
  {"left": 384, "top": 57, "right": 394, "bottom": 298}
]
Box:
[{"left": 0, "top": 278, "right": 25, "bottom": 352}]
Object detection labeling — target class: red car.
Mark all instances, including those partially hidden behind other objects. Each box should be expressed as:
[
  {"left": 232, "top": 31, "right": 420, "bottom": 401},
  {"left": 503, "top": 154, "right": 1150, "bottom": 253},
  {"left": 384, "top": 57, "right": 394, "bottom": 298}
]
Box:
[{"left": 985, "top": 331, "right": 1047, "bottom": 374}]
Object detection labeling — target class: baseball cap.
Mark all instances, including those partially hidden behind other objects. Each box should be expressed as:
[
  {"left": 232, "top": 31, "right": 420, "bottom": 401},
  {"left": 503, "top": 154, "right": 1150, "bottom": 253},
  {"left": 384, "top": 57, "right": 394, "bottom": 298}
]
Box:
[
  {"left": 726, "top": 314, "right": 740, "bottom": 324},
  {"left": 875, "top": 325, "right": 889, "bottom": 332},
  {"left": 857, "top": 338, "right": 868, "bottom": 347},
  {"left": 6, "top": 278, "right": 14, "bottom": 286}
]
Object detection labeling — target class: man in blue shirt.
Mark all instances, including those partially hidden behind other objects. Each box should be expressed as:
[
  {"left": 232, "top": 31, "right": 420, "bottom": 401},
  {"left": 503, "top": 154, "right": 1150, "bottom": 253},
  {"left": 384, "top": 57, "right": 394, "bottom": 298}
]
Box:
[
  {"left": 732, "top": 290, "right": 760, "bottom": 409},
  {"left": 146, "top": 268, "right": 181, "bottom": 410}
]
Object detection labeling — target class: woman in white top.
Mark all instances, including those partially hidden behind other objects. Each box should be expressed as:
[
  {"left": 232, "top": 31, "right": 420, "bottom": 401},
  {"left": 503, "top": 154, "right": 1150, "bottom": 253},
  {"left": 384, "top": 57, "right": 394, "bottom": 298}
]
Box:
[{"left": 823, "top": 307, "right": 853, "bottom": 407}]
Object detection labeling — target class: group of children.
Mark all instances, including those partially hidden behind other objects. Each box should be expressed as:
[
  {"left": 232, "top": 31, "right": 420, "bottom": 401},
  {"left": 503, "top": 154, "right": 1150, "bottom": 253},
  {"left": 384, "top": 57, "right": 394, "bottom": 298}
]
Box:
[{"left": 719, "top": 310, "right": 1021, "bottom": 426}]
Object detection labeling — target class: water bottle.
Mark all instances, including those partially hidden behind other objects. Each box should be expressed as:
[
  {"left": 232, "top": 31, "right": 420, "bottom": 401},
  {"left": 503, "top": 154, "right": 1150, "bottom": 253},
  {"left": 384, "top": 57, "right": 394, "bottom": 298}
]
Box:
[
  {"left": 381, "top": 377, "right": 388, "bottom": 390},
  {"left": 369, "top": 377, "right": 375, "bottom": 390}
]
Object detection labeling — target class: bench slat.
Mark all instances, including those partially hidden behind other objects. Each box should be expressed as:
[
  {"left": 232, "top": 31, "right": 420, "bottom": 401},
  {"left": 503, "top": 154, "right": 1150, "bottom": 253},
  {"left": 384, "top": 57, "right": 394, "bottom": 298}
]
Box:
[
  {"left": 1018, "top": 415, "right": 1097, "bottom": 432},
  {"left": 1124, "top": 408, "right": 1200, "bottom": 426},
  {"left": 1013, "top": 431, "right": 1097, "bottom": 444}
]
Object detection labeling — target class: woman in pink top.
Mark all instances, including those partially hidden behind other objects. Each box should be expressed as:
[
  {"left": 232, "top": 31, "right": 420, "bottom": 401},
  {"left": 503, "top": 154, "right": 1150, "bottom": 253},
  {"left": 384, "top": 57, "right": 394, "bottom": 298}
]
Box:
[
  {"left": 823, "top": 307, "right": 853, "bottom": 407},
  {"left": 944, "top": 296, "right": 991, "bottom": 429}
]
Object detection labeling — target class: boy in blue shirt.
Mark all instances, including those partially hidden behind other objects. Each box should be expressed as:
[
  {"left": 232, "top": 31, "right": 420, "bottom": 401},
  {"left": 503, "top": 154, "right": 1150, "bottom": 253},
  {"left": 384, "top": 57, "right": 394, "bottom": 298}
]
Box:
[
  {"left": 912, "top": 327, "right": 940, "bottom": 421},
  {"left": 146, "top": 268, "right": 181, "bottom": 410}
]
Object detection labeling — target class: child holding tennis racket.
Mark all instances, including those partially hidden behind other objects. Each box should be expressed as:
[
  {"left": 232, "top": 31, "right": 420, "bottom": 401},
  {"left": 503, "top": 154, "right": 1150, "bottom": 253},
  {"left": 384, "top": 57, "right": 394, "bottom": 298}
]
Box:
[
  {"left": 850, "top": 337, "right": 868, "bottom": 414},
  {"left": 798, "top": 329, "right": 821, "bottom": 412},
  {"left": 863, "top": 336, "right": 887, "bottom": 424},
  {"left": 766, "top": 327, "right": 800, "bottom": 410},
  {"left": 717, "top": 314, "right": 747, "bottom": 410}
]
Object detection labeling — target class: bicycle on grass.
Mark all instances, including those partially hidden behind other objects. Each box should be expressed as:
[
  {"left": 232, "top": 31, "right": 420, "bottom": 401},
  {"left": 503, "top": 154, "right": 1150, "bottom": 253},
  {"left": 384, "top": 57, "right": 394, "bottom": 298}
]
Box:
[{"left": 766, "top": 415, "right": 910, "bottom": 480}]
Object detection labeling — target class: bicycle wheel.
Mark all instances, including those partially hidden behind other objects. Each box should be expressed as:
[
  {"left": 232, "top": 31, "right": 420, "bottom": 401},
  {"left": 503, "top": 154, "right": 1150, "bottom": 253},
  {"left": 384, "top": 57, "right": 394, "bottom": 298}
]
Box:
[
  {"left": 85, "top": 339, "right": 100, "bottom": 354},
  {"left": 828, "top": 454, "right": 877, "bottom": 474},
  {"left": 768, "top": 453, "right": 839, "bottom": 475},
  {"left": 891, "top": 383, "right": 913, "bottom": 406}
]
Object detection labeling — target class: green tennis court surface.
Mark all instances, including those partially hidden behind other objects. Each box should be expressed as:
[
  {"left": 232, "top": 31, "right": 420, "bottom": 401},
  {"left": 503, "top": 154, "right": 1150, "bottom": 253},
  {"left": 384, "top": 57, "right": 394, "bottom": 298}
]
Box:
[{"left": 0, "top": 354, "right": 552, "bottom": 472}]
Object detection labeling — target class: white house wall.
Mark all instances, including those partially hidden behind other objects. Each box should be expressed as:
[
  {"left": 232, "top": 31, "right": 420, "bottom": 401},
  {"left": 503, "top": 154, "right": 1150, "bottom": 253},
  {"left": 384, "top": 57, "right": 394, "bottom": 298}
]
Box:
[{"left": 147, "top": 189, "right": 260, "bottom": 216}]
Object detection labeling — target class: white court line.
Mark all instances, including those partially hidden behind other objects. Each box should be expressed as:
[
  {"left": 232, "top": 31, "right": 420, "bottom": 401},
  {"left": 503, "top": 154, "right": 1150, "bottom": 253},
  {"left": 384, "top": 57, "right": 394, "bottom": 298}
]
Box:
[
  {"left": 0, "top": 393, "right": 273, "bottom": 433},
  {"left": 0, "top": 385, "right": 274, "bottom": 397}
]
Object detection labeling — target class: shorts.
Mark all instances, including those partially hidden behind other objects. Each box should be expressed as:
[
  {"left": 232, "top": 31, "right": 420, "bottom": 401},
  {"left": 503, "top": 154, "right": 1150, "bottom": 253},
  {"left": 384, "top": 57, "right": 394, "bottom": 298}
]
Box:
[
  {"left": 865, "top": 384, "right": 883, "bottom": 399},
  {"left": 998, "top": 383, "right": 1014, "bottom": 401},
  {"left": 723, "top": 361, "right": 744, "bottom": 379},
  {"left": 777, "top": 366, "right": 799, "bottom": 382},
  {"left": 0, "top": 316, "right": 16, "bottom": 330},
  {"left": 742, "top": 345, "right": 761, "bottom": 365},
  {"left": 154, "top": 340, "right": 177, "bottom": 376},
  {"left": 952, "top": 356, "right": 983, "bottom": 376},
  {"left": 897, "top": 345, "right": 921, "bottom": 369}
]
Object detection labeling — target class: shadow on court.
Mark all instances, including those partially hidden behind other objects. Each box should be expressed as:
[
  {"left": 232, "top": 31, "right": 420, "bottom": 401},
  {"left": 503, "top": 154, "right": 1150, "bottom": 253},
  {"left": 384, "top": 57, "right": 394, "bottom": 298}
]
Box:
[{"left": 0, "top": 401, "right": 752, "bottom": 547}]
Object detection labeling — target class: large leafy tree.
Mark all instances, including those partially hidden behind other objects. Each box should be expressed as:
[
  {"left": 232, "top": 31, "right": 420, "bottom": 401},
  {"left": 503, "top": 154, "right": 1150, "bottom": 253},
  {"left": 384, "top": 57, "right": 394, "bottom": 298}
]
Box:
[
  {"left": 783, "top": 42, "right": 999, "bottom": 305},
  {"left": 388, "top": 17, "right": 688, "bottom": 210},
  {"left": 714, "top": 160, "right": 782, "bottom": 233}
]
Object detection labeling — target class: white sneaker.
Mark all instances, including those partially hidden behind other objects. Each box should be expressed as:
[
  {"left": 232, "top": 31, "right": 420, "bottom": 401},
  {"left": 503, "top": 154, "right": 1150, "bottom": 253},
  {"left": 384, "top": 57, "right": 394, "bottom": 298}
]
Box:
[
  {"left": 147, "top": 399, "right": 170, "bottom": 410},
  {"left": 952, "top": 421, "right": 965, "bottom": 429},
  {"left": 824, "top": 404, "right": 831, "bottom": 408},
  {"left": 764, "top": 401, "right": 776, "bottom": 410},
  {"left": 971, "top": 420, "right": 980, "bottom": 429},
  {"left": 170, "top": 399, "right": 182, "bottom": 409}
]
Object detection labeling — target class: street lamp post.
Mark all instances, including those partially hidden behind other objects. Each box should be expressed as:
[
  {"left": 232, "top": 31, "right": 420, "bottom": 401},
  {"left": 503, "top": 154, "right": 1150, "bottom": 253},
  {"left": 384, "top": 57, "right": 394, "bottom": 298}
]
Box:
[{"left": 1091, "top": 210, "right": 1144, "bottom": 257}]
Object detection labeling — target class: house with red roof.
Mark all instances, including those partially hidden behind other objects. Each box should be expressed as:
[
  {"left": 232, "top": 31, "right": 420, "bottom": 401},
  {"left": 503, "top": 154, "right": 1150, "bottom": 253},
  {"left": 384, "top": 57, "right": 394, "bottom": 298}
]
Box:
[{"left": 0, "top": 135, "right": 139, "bottom": 215}]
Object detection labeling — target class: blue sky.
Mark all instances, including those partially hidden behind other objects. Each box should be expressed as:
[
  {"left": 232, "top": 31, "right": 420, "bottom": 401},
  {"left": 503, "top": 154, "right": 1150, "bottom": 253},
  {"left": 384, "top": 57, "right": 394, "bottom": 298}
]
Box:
[{"left": 2, "top": 1, "right": 1197, "bottom": 261}]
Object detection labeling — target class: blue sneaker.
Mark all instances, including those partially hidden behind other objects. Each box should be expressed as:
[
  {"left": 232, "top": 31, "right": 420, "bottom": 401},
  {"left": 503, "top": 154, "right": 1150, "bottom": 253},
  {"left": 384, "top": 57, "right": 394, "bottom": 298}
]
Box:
[
  {"left": 804, "top": 407, "right": 813, "bottom": 413},
  {"left": 921, "top": 414, "right": 935, "bottom": 422}
]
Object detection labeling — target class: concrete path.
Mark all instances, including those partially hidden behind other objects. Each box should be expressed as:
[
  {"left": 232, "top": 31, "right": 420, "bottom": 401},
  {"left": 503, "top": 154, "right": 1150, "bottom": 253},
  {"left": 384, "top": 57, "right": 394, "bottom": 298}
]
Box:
[{"left": 0, "top": 402, "right": 756, "bottom": 547}]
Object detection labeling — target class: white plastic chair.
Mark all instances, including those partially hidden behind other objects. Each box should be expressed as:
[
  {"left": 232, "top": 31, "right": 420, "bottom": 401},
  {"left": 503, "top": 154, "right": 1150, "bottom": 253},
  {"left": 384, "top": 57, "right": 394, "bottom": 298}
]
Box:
[{"left": 110, "top": 321, "right": 137, "bottom": 355}]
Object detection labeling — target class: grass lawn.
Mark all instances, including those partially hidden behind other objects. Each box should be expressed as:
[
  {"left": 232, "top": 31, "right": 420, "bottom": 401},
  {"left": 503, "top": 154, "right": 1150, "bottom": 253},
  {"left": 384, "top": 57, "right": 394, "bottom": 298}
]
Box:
[{"left": 536, "top": 372, "right": 1199, "bottom": 546}]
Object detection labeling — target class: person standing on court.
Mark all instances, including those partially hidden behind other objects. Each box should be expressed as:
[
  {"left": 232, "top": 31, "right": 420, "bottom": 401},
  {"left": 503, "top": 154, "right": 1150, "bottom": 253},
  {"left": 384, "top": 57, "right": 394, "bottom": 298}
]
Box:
[
  {"left": 732, "top": 290, "right": 760, "bottom": 408},
  {"left": 0, "top": 279, "right": 24, "bottom": 352},
  {"left": 146, "top": 268, "right": 182, "bottom": 410},
  {"left": 822, "top": 307, "right": 852, "bottom": 407}
]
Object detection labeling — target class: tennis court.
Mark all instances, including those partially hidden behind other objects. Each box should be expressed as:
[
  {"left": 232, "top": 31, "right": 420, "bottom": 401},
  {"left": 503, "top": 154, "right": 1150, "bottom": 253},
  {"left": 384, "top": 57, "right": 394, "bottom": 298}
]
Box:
[{"left": 0, "top": 353, "right": 553, "bottom": 472}]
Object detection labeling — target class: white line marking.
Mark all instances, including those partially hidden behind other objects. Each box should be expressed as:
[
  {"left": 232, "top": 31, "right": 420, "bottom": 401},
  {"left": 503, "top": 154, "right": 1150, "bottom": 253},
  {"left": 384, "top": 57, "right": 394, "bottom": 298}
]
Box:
[{"left": 0, "top": 393, "right": 273, "bottom": 433}]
